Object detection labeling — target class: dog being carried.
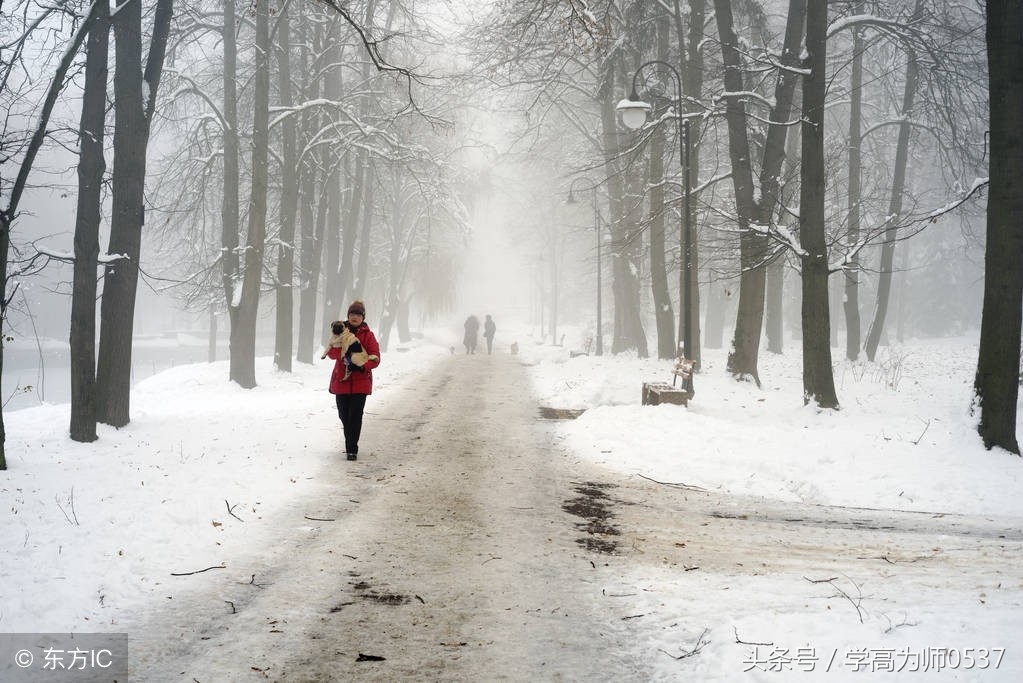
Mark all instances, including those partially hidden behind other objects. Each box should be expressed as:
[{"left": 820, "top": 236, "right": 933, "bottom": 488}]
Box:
[{"left": 321, "top": 320, "right": 379, "bottom": 381}]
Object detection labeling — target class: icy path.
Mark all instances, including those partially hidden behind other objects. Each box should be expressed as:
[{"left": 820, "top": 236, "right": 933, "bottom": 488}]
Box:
[
  {"left": 130, "top": 352, "right": 649, "bottom": 680},
  {"left": 127, "top": 351, "right": 1022, "bottom": 681}
]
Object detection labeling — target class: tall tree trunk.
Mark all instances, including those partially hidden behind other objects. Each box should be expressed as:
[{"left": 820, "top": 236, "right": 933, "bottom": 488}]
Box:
[
  {"left": 648, "top": 10, "right": 675, "bottom": 359},
  {"left": 679, "top": 0, "right": 705, "bottom": 369},
  {"left": 96, "top": 0, "right": 173, "bottom": 426},
  {"left": 863, "top": 0, "right": 924, "bottom": 361},
  {"left": 975, "top": 0, "right": 1022, "bottom": 454},
  {"left": 843, "top": 0, "right": 864, "bottom": 361},
  {"left": 715, "top": 0, "right": 761, "bottom": 383},
  {"left": 799, "top": 0, "right": 838, "bottom": 409},
  {"left": 70, "top": 0, "right": 109, "bottom": 443},
  {"left": 720, "top": 0, "right": 805, "bottom": 384},
  {"left": 223, "top": 0, "right": 242, "bottom": 376},
  {"left": 233, "top": 0, "right": 270, "bottom": 389},
  {"left": 295, "top": 13, "right": 321, "bottom": 364},
  {"left": 274, "top": 1, "right": 298, "bottom": 372}
]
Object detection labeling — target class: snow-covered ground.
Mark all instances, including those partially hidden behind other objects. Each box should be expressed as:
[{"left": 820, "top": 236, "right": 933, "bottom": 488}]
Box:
[{"left": 1, "top": 324, "right": 1020, "bottom": 680}]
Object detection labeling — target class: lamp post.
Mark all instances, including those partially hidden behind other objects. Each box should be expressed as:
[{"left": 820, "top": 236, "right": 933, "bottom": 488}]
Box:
[
  {"left": 617, "top": 60, "right": 694, "bottom": 393},
  {"left": 566, "top": 177, "right": 603, "bottom": 356}
]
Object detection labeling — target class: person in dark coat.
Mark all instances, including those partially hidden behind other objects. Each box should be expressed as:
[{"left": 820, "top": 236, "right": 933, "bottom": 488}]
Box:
[
  {"left": 326, "top": 300, "right": 381, "bottom": 461},
  {"left": 463, "top": 315, "right": 480, "bottom": 354},
  {"left": 483, "top": 314, "right": 496, "bottom": 355}
]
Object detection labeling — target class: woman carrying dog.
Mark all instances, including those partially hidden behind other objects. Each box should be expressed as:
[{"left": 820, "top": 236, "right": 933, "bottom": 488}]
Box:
[{"left": 326, "top": 300, "right": 381, "bottom": 461}]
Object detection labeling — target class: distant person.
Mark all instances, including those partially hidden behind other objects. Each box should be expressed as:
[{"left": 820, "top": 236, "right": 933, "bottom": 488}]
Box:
[
  {"left": 463, "top": 315, "right": 480, "bottom": 354},
  {"left": 483, "top": 314, "right": 496, "bottom": 355},
  {"left": 325, "top": 300, "right": 380, "bottom": 461}
]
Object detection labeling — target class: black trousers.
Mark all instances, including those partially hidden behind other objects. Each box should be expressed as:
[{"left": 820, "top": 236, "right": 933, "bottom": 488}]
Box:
[{"left": 336, "top": 393, "right": 368, "bottom": 455}]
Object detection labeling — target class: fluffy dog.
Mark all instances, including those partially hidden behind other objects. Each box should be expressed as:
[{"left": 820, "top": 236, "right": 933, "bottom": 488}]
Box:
[{"left": 322, "top": 320, "right": 378, "bottom": 380}]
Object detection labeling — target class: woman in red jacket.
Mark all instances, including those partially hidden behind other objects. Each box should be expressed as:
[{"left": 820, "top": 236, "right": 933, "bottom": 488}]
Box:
[{"left": 326, "top": 300, "right": 381, "bottom": 460}]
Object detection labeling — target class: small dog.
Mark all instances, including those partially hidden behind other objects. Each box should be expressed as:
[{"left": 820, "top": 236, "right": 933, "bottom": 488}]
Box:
[
  {"left": 322, "top": 320, "right": 378, "bottom": 380},
  {"left": 510, "top": 341, "right": 519, "bottom": 355}
]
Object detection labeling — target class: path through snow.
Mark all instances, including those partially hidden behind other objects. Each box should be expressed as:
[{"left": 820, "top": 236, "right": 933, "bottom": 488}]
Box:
[{"left": 127, "top": 352, "right": 1021, "bottom": 681}]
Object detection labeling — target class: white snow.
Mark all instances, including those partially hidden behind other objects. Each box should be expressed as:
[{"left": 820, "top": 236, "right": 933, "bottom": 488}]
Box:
[{"left": 1, "top": 326, "right": 1020, "bottom": 680}]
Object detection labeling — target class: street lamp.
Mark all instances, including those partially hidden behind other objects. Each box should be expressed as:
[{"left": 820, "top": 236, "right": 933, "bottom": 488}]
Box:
[
  {"left": 617, "top": 60, "right": 694, "bottom": 394},
  {"left": 566, "top": 177, "right": 603, "bottom": 356}
]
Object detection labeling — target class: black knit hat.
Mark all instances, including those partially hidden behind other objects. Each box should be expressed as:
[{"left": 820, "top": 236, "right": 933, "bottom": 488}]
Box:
[{"left": 347, "top": 300, "right": 366, "bottom": 316}]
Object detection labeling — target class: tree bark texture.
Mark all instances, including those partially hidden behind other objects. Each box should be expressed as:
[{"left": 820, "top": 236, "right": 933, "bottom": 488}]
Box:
[
  {"left": 295, "top": 15, "right": 322, "bottom": 364},
  {"left": 70, "top": 0, "right": 109, "bottom": 443},
  {"left": 96, "top": 0, "right": 147, "bottom": 427},
  {"left": 680, "top": 0, "right": 705, "bottom": 370},
  {"left": 975, "top": 0, "right": 1023, "bottom": 454},
  {"left": 715, "top": 0, "right": 761, "bottom": 384},
  {"left": 648, "top": 12, "right": 676, "bottom": 359},
  {"left": 95, "top": 0, "right": 173, "bottom": 426},
  {"left": 233, "top": 0, "right": 271, "bottom": 389},
  {"left": 843, "top": 0, "right": 864, "bottom": 361},
  {"left": 799, "top": 0, "right": 838, "bottom": 410},
  {"left": 223, "top": 0, "right": 242, "bottom": 377},
  {"left": 274, "top": 2, "right": 298, "bottom": 373}
]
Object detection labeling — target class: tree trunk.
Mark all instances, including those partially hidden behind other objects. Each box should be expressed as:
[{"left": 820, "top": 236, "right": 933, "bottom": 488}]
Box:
[
  {"left": 648, "top": 10, "right": 675, "bottom": 360},
  {"left": 975, "top": 0, "right": 1023, "bottom": 454},
  {"left": 70, "top": 0, "right": 109, "bottom": 443},
  {"left": 223, "top": 0, "right": 242, "bottom": 376},
  {"left": 295, "top": 14, "right": 322, "bottom": 364},
  {"left": 843, "top": 0, "right": 864, "bottom": 361},
  {"left": 765, "top": 255, "right": 784, "bottom": 354},
  {"left": 274, "top": 2, "right": 298, "bottom": 373},
  {"left": 96, "top": 0, "right": 146, "bottom": 426},
  {"left": 863, "top": 0, "right": 924, "bottom": 361},
  {"left": 96, "top": 0, "right": 173, "bottom": 426},
  {"left": 715, "top": 0, "right": 761, "bottom": 384},
  {"left": 720, "top": 0, "right": 805, "bottom": 384},
  {"left": 799, "top": 0, "right": 838, "bottom": 409},
  {"left": 233, "top": 0, "right": 271, "bottom": 389},
  {"left": 680, "top": 0, "right": 706, "bottom": 370}
]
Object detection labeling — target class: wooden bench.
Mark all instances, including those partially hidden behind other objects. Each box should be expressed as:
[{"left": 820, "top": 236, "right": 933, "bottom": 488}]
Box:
[{"left": 642, "top": 356, "right": 695, "bottom": 407}]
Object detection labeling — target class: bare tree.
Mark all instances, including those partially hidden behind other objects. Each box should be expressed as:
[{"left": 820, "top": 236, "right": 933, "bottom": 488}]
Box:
[
  {"left": 800, "top": 0, "right": 838, "bottom": 409},
  {"left": 974, "top": 0, "right": 1022, "bottom": 454},
  {"left": 95, "top": 0, "right": 174, "bottom": 426},
  {"left": 863, "top": 0, "right": 925, "bottom": 362},
  {"left": 232, "top": 0, "right": 271, "bottom": 389},
  {"left": 1, "top": 0, "right": 109, "bottom": 465},
  {"left": 69, "top": 0, "right": 110, "bottom": 443}
]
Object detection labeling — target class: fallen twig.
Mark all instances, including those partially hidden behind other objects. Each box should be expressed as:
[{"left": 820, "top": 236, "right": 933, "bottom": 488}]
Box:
[
  {"left": 304, "top": 515, "right": 337, "bottom": 522},
  {"left": 638, "top": 474, "right": 707, "bottom": 491},
  {"left": 171, "top": 564, "right": 227, "bottom": 576},
  {"left": 912, "top": 419, "right": 931, "bottom": 445},
  {"left": 225, "top": 499, "right": 243, "bottom": 522},
  {"left": 805, "top": 575, "right": 866, "bottom": 624},
  {"left": 661, "top": 628, "right": 710, "bottom": 660},
  {"left": 734, "top": 627, "right": 772, "bottom": 646}
]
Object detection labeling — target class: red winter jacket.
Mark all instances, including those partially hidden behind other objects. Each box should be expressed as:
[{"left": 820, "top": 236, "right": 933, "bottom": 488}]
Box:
[{"left": 327, "top": 323, "right": 381, "bottom": 395}]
